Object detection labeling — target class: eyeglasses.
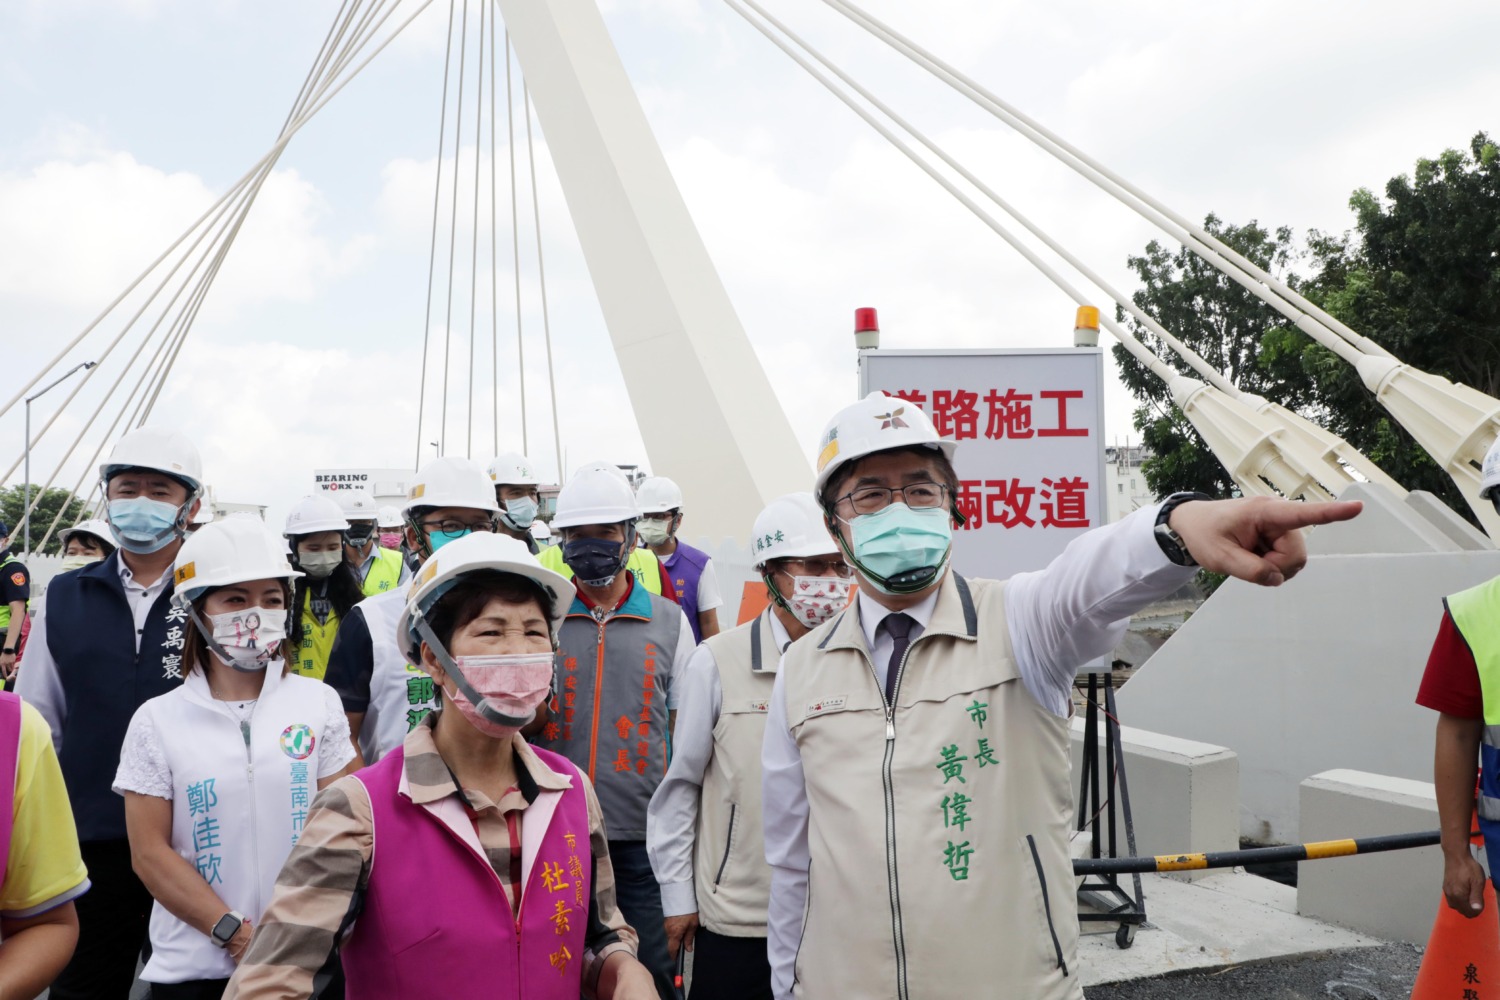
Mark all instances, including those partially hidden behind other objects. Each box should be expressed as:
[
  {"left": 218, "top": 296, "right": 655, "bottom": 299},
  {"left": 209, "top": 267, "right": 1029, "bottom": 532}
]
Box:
[
  {"left": 833, "top": 482, "right": 950, "bottom": 516},
  {"left": 773, "top": 557, "right": 854, "bottom": 579},
  {"left": 419, "top": 518, "right": 497, "bottom": 535}
]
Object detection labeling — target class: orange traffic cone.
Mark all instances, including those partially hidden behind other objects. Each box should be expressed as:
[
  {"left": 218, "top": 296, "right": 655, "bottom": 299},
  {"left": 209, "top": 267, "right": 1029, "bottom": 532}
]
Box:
[{"left": 1411, "top": 806, "right": 1500, "bottom": 999}]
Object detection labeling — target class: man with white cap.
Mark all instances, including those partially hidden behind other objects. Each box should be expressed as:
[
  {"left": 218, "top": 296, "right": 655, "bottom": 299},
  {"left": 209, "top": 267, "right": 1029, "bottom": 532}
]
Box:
[
  {"left": 324, "top": 457, "right": 504, "bottom": 764},
  {"left": 636, "top": 476, "right": 723, "bottom": 645},
  {"left": 19, "top": 426, "right": 206, "bottom": 999},
  {"left": 648, "top": 493, "right": 850, "bottom": 1000},
  {"left": 334, "top": 487, "right": 410, "bottom": 596},
  {"left": 761, "top": 392, "right": 1362, "bottom": 999}
]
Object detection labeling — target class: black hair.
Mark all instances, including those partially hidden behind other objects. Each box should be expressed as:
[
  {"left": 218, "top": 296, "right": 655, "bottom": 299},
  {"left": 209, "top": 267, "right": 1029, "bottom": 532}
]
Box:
[{"left": 425, "top": 570, "right": 555, "bottom": 651}]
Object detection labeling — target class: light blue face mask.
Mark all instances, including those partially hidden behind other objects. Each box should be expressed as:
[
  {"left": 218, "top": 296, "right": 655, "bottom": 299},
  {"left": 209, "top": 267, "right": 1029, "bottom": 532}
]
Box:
[
  {"left": 848, "top": 503, "right": 953, "bottom": 595},
  {"left": 501, "top": 497, "right": 539, "bottom": 532},
  {"left": 107, "top": 497, "right": 186, "bottom": 554},
  {"left": 428, "top": 528, "right": 472, "bottom": 553}
]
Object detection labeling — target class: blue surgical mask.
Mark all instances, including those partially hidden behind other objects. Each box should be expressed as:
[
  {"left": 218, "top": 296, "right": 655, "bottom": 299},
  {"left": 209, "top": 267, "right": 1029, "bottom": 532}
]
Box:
[
  {"left": 849, "top": 503, "right": 952, "bottom": 595},
  {"left": 502, "top": 497, "right": 539, "bottom": 532},
  {"left": 428, "top": 528, "right": 471, "bottom": 553},
  {"left": 107, "top": 497, "right": 186, "bottom": 554},
  {"left": 563, "top": 536, "right": 627, "bottom": 588}
]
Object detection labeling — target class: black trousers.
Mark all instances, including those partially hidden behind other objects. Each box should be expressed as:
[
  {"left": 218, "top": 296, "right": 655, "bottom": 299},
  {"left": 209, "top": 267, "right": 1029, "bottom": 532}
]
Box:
[
  {"left": 688, "top": 928, "right": 772, "bottom": 1000},
  {"left": 50, "top": 838, "right": 154, "bottom": 1000},
  {"left": 150, "top": 980, "right": 229, "bottom": 1000}
]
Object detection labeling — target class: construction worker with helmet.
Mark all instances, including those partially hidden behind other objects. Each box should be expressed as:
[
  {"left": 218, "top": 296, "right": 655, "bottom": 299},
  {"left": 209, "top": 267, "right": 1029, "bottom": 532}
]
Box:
[
  {"left": 1418, "top": 435, "right": 1500, "bottom": 923},
  {"left": 225, "top": 532, "right": 657, "bottom": 1000},
  {"left": 334, "top": 488, "right": 410, "bottom": 596},
  {"left": 58, "top": 518, "right": 118, "bottom": 570},
  {"left": 18, "top": 426, "right": 212, "bottom": 999},
  {"left": 113, "top": 518, "right": 357, "bottom": 996},
  {"left": 283, "top": 495, "right": 365, "bottom": 682},
  {"left": 488, "top": 451, "right": 544, "bottom": 554},
  {"left": 636, "top": 476, "right": 723, "bottom": 644},
  {"left": 532, "top": 465, "right": 697, "bottom": 1000},
  {"left": 647, "top": 492, "right": 851, "bottom": 1000},
  {"left": 376, "top": 506, "right": 403, "bottom": 550},
  {"left": 539, "top": 462, "right": 679, "bottom": 603},
  {"left": 761, "top": 392, "right": 1362, "bottom": 1000},
  {"left": 324, "top": 457, "right": 504, "bottom": 765}
]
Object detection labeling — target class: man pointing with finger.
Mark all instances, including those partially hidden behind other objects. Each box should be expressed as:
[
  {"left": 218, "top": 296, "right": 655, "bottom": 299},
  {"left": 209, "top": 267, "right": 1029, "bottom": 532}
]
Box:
[{"left": 762, "top": 392, "right": 1361, "bottom": 1000}]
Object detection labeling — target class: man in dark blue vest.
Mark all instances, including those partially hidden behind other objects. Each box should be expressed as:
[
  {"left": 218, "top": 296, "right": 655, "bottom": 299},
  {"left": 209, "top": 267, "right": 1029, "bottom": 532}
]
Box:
[{"left": 18, "top": 426, "right": 204, "bottom": 1000}]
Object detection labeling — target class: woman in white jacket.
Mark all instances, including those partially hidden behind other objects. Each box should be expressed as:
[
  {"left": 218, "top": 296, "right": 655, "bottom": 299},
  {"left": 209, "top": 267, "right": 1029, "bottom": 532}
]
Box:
[{"left": 114, "top": 518, "right": 357, "bottom": 999}]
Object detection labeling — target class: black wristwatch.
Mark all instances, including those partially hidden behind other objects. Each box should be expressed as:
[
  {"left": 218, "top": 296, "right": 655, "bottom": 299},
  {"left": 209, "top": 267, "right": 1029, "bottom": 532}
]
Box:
[
  {"left": 1154, "top": 492, "right": 1212, "bottom": 567},
  {"left": 210, "top": 910, "right": 245, "bottom": 948},
  {"left": 1, "top": 647, "right": 12, "bottom": 655}
]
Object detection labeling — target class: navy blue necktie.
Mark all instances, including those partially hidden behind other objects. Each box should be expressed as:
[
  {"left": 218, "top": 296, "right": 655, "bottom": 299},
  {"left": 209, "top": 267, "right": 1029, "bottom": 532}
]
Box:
[{"left": 883, "top": 612, "right": 915, "bottom": 705}]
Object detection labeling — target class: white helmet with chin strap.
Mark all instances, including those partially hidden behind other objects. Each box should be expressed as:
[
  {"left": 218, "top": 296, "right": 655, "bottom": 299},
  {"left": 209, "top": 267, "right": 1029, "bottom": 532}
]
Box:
[
  {"left": 99, "top": 427, "right": 205, "bottom": 554},
  {"left": 552, "top": 467, "right": 640, "bottom": 588},
  {"left": 171, "top": 518, "right": 302, "bottom": 672},
  {"left": 488, "top": 453, "right": 542, "bottom": 532}
]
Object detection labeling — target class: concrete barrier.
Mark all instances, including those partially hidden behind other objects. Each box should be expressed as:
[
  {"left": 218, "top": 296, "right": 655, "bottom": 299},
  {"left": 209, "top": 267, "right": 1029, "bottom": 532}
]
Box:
[
  {"left": 1297, "top": 769, "right": 1444, "bottom": 944},
  {"left": 1069, "top": 720, "right": 1239, "bottom": 882}
]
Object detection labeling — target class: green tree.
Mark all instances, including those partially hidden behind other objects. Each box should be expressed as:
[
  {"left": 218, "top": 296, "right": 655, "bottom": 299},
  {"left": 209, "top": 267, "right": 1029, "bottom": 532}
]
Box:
[
  {"left": 1115, "top": 133, "right": 1500, "bottom": 519},
  {"left": 0, "top": 486, "right": 94, "bottom": 555}
]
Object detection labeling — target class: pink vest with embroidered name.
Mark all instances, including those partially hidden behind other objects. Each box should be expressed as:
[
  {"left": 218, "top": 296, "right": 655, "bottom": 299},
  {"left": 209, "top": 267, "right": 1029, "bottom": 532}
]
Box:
[{"left": 341, "top": 743, "right": 592, "bottom": 1000}]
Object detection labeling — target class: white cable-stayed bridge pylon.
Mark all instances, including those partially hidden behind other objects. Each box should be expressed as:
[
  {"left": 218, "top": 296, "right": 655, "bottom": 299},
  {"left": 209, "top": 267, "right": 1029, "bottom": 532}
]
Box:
[
  {"left": 726, "top": 0, "right": 1388, "bottom": 506},
  {"left": 810, "top": 0, "right": 1500, "bottom": 535}
]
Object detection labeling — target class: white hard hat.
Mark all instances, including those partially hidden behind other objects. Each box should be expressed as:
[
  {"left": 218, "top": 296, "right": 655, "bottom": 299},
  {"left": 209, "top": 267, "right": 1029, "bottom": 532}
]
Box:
[
  {"left": 404, "top": 457, "right": 503, "bottom": 515},
  {"left": 814, "top": 391, "right": 956, "bottom": 501},
  {"left": 752, "top": 492, "right": 840, "bottom": 567},
  {"left": 191, "top": 504, "right": 216, "bottom": 525},
  {"left": 58, "top": 519, "right": 116, "bottom": 550},
  {"left": 398, "top": 532, "right": 575, "bottom": 663},
  {"left": 99, "top": 427, "right": 204, "bottom": 496},
  {"left": 572, "top": 460, "right": 630, "bottom": 482},
  {"left": 530, "top": 521, "right": 553, "bottom": 541},
  {"left": 636, "top": 476, "right": 684, "bottom": 514},
  {"left": 377, "top": 506, "right": 403, "bottom": 529},
  {"left": 172, "top": 517, "right": 302, "bottom": 605},
  {"left": 331, "top": 488, "right": 379, "bottom": 521},
  {"left": 488, "top": 452, "right": 540, "bottom": 486},
  {"left": 284, "top": 495, "right": 350, "bottom": 537},
  {"left": 552, "top": 467, "right": 640, "bottom": 529},
  {"left": 1483, "top": 437, "right": 1500, "bottom": 500}
]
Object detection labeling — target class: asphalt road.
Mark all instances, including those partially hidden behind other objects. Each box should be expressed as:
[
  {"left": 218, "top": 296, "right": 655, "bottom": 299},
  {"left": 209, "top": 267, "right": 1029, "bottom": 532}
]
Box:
[{"left": 1085, "top": 944, "right": 1424, "bottom": 1000}]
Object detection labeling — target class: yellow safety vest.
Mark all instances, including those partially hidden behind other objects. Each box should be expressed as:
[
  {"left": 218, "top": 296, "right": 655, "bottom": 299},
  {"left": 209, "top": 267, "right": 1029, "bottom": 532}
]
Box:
[
  {"left": 360, "top": 548, "right": 405, "bottom": 597},
  {"left": 537, "top": 545, "right": 664, "bottom": 596},
  {"left": 292, "top": 588, "right": 340, "bottom": 681},
  {"left": 1446, "top": 577, "right": 1500, "bottom": 824}
]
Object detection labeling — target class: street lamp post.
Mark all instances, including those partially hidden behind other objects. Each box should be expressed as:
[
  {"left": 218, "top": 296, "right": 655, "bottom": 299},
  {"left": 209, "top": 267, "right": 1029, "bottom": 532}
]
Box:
[{"left": 24, "top": 361, "right": 97, "bottom": 554}]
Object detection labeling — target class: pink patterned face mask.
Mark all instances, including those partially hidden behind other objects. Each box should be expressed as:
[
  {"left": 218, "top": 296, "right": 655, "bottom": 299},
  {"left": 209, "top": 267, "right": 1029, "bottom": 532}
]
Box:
[
  {"left": 379, "top": 533, "right": 402, "bottom": 549},
  {"left": 786, "top": 575, "right": 853, "bottom": 629}
]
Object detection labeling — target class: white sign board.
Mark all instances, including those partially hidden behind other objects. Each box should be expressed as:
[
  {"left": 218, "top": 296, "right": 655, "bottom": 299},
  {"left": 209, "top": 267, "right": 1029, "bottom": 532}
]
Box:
[
  {"left": 860, "top": 348, "right": 1107, "bottom": 582},
  {"left": 312, "top": 468, "right": 415, "bottom": 507}
]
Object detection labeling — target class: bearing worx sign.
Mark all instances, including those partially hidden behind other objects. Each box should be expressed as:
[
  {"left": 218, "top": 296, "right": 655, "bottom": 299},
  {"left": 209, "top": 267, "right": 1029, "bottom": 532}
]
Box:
[
  {"left": 311, "top": 469, "right": 415, "bottom": 507},
  {"left": 858, "top": 347, "right": 1108, "bottom": 584}
]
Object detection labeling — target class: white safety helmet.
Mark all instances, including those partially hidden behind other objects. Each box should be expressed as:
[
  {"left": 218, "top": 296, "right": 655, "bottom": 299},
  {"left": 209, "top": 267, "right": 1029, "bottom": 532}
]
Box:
[
  {"left": 404, "top": 457, "right": 504, "bottom": 515},
  {"left": 58, "top": 519, "right": 116, "bottom": 551},
  {"left": 171, "top": 517, "right": 302, "bottom": 606},
  {"left": 530, "top": 521, "right": 553, "bottom": 545},
  {"left": 552, "top": 466, "right": 640, "bottom": 530},
  {"left": 377, "top": 506, "right": 403, "bottom": 530},
  {"left": 99, "top": 426, "right": 205, "bottom": 496},
  {"left": 572, "top": 460, "right": 631, "bottom": 483},
  {"left": 398, "top": 532, "right": 575, "bottom": 664},
  {"left": 332, "top": 488, "right": 380, "bottom": 522},
  {"left": 752, "top": 492, "right": 841, "bottom": 568},
  {"left": 636, "top": 477, "right": 684, "bottom": 515},
  {"left": 488, "top": 452, "right": 541, "bottom": 487},
  {"left": 813, "top": 391, "right": 956, "bottom": 502},
  {"left": 191, "top": 504, "right": 216, "bottom": 526},
  {"left": 284, "top": 495, "right": 350, "bottom": 537},
  {"left": 1481, "top": 436, "right": 1500, "bottom": 502}
]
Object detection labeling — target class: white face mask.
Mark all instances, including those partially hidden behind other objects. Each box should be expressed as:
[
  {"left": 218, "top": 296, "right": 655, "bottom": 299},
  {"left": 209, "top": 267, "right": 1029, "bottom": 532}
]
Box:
[
  {"left": 204, "top": 607, "right": 288, "bottom": 672},
  {"left": 298, "top": 549, "right": 342, "bottom": 579},
  {"left": 60, "top": 554, "right": 102, "bottom": 572},
  {"left": 635, "top": 518, "right": 672, "bottom": 546},
  {"left": 784, "top": 575, "right": 853, "bottom": 630}
]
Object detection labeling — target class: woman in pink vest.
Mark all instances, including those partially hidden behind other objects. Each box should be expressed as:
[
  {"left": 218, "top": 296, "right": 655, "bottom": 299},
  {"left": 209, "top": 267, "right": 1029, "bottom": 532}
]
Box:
[{"left": 225, "top": 532, "right": 656, "bottom": 1000}]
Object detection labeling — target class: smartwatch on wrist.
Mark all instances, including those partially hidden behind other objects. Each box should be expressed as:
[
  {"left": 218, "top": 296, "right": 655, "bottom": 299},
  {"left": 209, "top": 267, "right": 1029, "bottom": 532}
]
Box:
[
  {"left": 1154, "top": 492, "right": 1212, "bottom": 567},
  {"left": 1, "top": 647, "right": 13, "bottom": 655},
  {"left": 210, "top": 911, "right": 246, "bottom": 948}
]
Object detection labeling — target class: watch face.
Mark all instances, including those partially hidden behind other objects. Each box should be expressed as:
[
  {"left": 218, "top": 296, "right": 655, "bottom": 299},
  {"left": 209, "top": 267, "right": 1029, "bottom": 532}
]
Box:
[{"left": 213, "top": 914, "right": 241, "bottom": 943}]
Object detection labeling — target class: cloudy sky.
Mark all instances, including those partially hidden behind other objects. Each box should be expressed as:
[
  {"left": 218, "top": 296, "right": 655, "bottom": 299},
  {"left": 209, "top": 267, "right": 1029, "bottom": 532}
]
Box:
[{"left": 2, "top": 0, "right": 1495, "bottom": 532}]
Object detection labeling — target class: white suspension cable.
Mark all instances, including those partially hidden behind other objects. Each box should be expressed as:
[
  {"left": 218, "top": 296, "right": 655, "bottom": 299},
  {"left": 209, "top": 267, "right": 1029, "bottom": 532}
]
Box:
[
  {"left": 439, "top": 0, "right": 472, "bottom": 457},
  {"left": 505, "top": 31, "right": 529, "bottom": 453},
  {"left": 466, "top": 0, "right": 486, "bottom": 459},
  {"left": 489, "top": 0, "right": 500, "bottom": 455},
  {"left": 523, "top": 85, "right": 564, "bottom": 486}
]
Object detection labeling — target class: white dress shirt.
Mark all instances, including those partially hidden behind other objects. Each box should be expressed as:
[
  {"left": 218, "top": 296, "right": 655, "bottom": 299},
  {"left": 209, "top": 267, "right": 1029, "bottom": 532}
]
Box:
[
  {"left": 648, "top": 611, "right": 792, "bottom": 917},
  {"left": 18, "top": 556, "right": 171, "bottom": 753},
  {"left": 761, "top": 502, "right": 1195, "bottom": 998}
]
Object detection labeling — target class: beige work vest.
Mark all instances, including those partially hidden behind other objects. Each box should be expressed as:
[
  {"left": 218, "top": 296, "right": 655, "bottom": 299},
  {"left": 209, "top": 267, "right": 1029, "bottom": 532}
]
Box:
[
  {"left": 695, "top": 610, "right": 781, "bottom": 937},
  {"left": 782, "top": 573, "right": 1079, "bottom": 1000}
]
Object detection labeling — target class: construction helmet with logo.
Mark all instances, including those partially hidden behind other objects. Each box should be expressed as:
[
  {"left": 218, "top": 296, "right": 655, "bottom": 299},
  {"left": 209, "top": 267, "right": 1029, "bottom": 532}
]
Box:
[
  {"left": 284, "top": 495, "right": 350, "bottom": 537},
  {"left": 552, "top": 467, "right": 640, "bottom": 530},
  {"left": 99, "top": 427, "right": 205, "bottom": 496},
  {"left": 332, "top": 488, "right": 379, "bottom": 522},
  {"left": 172, "top": 518, "right": 302, "bottom": 606},
  {"left": 488, "top": 452, "right": 540, "bottom": 486},
  {"left": 404, "top": 457, "right": 504, "bottom": 516},
  {"left": 813, "top": 391, "right": 956, "bottom": 503},
  {"left": 1482, "top": 437, "right": 1500, "bottom": 504},
  {"left": 751, "top": 492, "right": 840, "bottom": 569},
  {"left": 636, "top": 477, "right": 684, "bottom": 515}
]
